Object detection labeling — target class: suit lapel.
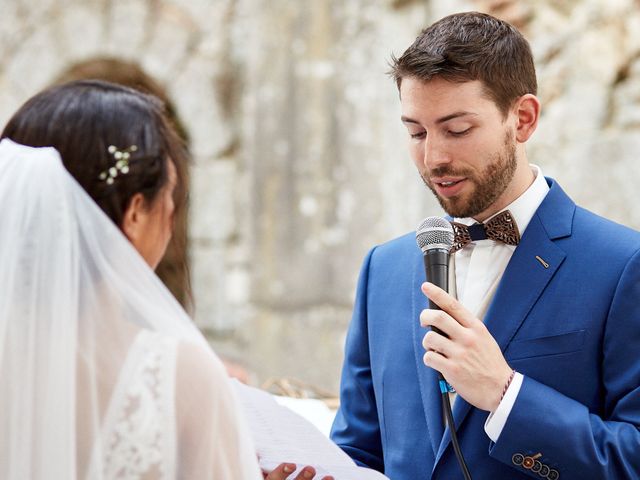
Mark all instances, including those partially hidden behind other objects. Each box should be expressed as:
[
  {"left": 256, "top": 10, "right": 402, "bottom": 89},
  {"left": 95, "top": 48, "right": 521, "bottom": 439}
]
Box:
[
  {"left": 484, "top": 179, "right": 573, "bottom": 353},
  {"left": 432, "top": 179, "right": 574, "bottom": 465},
  {"left": 483, "top": 216, "right": 566, "bottom": 348}
]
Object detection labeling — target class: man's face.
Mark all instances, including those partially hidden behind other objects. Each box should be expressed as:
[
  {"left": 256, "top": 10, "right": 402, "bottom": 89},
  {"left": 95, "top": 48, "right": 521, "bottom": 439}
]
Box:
[{"left": 400, "top": 77, "right": 519, "bottom": 220}]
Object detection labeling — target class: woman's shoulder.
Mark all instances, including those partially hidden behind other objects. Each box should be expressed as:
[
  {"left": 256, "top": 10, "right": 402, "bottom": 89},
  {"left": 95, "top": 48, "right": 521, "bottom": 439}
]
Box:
[{"left": 135, "top": 330, "right": 224, "bottom": 375}]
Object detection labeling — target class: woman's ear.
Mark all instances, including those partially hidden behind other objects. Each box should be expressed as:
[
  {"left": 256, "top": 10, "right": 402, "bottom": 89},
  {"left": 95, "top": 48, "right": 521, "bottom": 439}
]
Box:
[
  {"left": 121, "top": 192, "right": 148, "bottom": 245},
  {"left": 513, "top": 94, "right": 540, "bottom": 143}
]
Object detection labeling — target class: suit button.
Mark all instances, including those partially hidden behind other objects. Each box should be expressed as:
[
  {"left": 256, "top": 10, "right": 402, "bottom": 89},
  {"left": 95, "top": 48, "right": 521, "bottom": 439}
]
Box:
[
  {"left": 548, "top": 469, "right": 559, "bottom": 479},
  {"left": 531, "top": 460, "right": 542, "bottom": 473},
  {"left": 523, "top": 456, "right": 535, "bottom": 469},
  {"left": 512, "top": 453, "right": 524, "bottom": 466},
  {"left": 538, "top": 464, "right": 550, "bottom": 477}
]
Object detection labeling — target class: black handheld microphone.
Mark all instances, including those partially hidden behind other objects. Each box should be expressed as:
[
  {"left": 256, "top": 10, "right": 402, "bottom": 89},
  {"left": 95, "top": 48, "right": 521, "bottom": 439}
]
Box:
[
  {"left": 415, "top": 217, "right": 454, "bottom": 332},
  {"left": 415, "top": 216, "right": 472, "bottom": 480}
]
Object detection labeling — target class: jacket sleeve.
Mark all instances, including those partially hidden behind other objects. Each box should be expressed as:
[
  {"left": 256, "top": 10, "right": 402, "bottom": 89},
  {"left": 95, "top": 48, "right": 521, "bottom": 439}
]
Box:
[
  {"left": 330, "top": 247, "right": 385, "bottom": 472},
  {"left": 489, "top": 248, "right": 640, "bottom": 479}
]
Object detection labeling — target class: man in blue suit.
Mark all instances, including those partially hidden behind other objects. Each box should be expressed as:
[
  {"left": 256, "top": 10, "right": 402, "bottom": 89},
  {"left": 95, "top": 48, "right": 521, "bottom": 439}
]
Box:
[{"left": 330, "top": 12, "right": 640, "bottom": 479}]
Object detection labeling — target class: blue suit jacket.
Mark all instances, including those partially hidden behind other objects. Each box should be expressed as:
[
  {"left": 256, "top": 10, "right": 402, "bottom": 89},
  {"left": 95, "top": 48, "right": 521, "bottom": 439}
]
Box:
[{"left": 330, "top": 179, "right": 640, "bottom": 479}]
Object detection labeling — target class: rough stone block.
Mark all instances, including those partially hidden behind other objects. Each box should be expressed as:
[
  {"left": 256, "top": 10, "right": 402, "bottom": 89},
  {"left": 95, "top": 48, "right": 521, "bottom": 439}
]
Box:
[
  {"left": 58, "top": 5, "right": 104, "bottom": 62},
  {"left": 105, "top": 0, "right": 149, "bottom": 56},
  {"left": 168, "top": 55, "right": 232, "bottom": 158},
  {"left": 189, "top": 160, "right": 237, "bottom": 242},
  {"left": 190, "top": 243, "right": 237, "bottom": 331}
]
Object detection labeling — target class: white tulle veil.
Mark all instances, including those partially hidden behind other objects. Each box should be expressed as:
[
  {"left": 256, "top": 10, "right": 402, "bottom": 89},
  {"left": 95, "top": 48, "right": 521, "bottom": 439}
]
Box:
[{"left": 0, "top": 139, "right": 261, "bottom": 479}]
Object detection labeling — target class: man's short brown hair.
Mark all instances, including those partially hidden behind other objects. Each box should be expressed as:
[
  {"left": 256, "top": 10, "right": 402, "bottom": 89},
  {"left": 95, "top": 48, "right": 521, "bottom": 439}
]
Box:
[{"left": 390, "top": 12, "right": 537, "bottom": 116}]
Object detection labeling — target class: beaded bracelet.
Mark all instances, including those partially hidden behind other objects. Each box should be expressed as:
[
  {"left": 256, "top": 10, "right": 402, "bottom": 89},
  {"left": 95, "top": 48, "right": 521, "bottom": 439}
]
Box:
[{"left": 501, "top": 369, "right": 516, "bottom": 401}]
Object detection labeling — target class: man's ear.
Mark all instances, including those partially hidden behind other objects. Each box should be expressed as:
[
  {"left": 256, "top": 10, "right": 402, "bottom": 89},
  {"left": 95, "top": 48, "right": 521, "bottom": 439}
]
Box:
[
  {"left": 513, "top": 94, "right": 540, "bottom": 143},
  {"left": 121, "top": 192, "right": 148, "bottom": 244}
]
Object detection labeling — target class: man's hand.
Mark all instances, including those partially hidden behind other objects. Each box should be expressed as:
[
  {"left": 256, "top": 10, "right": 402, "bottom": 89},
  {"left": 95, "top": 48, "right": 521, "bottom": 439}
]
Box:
[
  {"left": 420, "top": 282, "right": 513, "bottom": 411},
  {"left": 263, "top": 463, "right": 334, "bottom": 480}
]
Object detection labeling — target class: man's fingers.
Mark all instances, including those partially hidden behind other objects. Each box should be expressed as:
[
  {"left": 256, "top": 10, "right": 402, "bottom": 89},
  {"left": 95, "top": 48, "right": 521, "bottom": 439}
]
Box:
[
  {"left": 421, "top": 282, "right": 474, "bottom": 327},
  {"left": 422, "top": 329, "right": 453, "bottom": 357},
  {"left": 420, "top": 308, "right": 465, "bottom": 339},
  {"left": 423, "top": 349, "right": 450, "bottom": 372}
]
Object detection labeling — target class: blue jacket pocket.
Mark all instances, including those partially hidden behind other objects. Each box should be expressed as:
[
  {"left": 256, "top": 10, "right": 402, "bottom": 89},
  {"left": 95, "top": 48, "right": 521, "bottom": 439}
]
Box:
[{"left": 505, "top": 329, "right": 586, "bottom": 360}]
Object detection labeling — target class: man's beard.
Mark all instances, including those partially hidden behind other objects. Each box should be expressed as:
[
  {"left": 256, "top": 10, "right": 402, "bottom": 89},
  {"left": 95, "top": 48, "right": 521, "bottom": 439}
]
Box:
[{"left": 421, "top": 130, "right": 518, "bottom": 219}]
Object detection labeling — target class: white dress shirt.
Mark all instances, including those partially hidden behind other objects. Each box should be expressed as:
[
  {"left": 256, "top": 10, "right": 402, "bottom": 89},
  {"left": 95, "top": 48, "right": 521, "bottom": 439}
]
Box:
[{"left": 450, "top": 165, "right": 549, "bottom": 442}]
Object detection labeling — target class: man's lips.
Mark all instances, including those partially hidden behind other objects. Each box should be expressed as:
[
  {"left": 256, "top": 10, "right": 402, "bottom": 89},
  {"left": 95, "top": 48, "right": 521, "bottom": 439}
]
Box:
[{"left": 430, "top": 177, "right": 467, "bottom": 198}]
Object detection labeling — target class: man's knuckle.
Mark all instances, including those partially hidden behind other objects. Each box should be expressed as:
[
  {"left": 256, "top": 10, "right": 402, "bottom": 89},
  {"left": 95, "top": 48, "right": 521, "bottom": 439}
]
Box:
[
  {"left": 450, "top": 299, "right": 465, "bottom": 314},
  {"left": 465, "top": 331, "right": 479, "bottom": 348}
]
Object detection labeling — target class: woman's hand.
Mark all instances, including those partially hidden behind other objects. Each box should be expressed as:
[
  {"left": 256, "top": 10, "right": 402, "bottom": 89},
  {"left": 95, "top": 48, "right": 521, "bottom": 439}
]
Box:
[{"left": 263, "top": 463, "right": 334, "bottom": 480}]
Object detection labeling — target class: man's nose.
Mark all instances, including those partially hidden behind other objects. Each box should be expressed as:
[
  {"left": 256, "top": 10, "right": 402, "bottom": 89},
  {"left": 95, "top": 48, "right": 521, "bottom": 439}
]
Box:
[{"left": 423, "top": 136, "right": 452, "bottom": 170}]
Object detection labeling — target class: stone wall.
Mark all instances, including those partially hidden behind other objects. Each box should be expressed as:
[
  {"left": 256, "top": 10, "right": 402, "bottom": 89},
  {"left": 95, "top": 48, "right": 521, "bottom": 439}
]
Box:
[{"left": 2, "top": 0, "right": 639, "bottom": 392}]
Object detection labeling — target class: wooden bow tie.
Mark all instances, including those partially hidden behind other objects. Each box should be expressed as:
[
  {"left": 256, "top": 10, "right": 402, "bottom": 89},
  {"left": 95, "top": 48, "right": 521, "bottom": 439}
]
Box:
[{"left": 450, "top": 210, "right": 520, "bottom": 252}]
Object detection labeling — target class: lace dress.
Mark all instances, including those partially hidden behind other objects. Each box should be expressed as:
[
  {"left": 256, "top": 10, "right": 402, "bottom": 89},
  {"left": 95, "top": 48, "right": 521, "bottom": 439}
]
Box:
[{"left": 87, "top": 330, "right": 177, "bottom": 480}]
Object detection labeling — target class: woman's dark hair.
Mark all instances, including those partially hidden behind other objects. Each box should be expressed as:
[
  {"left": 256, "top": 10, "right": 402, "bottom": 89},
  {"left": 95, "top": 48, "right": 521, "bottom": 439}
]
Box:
[{"left": 1, "top": 79, "right": 187, "bottom": 227}]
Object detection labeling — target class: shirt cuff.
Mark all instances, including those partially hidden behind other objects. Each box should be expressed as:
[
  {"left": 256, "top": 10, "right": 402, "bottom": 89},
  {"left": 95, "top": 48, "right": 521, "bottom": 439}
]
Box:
[{"left": 484, "top": 372, "right": 524, "bottom": 442}]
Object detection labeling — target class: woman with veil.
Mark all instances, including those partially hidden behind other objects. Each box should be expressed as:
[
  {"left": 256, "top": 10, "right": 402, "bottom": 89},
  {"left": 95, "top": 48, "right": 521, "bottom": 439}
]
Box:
[{"left": 0, "top": 80, "right": 320, "bottom": 479}]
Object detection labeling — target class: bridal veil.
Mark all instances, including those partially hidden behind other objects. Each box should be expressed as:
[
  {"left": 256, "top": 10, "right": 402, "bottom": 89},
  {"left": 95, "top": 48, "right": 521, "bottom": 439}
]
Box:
[{"left": 0, "top": 139, "right": 261, "bottom": 479}]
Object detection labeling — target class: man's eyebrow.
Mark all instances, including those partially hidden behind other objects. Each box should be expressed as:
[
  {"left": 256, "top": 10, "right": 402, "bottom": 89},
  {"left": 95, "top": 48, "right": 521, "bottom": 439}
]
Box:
[
  {"left": 400, "top": 111, "right": 477, "bottom": 125},
  {"left": 435, "top": 111, "right": 477, "bottom": 124},
  {"left": 400, "top": 116, "right": 420, "bottom": 124}
]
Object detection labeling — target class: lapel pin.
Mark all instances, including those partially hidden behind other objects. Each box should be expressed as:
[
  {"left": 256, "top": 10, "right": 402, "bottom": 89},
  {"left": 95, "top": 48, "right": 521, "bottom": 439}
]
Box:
[{"left": 535, "top": 255, "right": 550, "bottom": 269}]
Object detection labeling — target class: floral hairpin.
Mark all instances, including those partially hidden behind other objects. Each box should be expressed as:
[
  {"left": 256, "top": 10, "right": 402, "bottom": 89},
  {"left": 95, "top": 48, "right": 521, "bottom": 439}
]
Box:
[{"left": 98, "top": 145, "right": 138, "bottom": 185}]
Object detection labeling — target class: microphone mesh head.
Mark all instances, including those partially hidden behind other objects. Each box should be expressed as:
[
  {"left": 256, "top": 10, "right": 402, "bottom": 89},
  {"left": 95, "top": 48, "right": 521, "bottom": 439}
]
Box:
[{"left": 415, "top": 216, "right": 454, "bottom": 253}]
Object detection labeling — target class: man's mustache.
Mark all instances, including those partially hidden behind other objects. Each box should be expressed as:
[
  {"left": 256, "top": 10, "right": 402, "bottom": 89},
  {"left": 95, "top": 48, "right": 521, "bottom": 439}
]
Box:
[{"left": 422, "top": 167, "right": 474, "bottom": 181}]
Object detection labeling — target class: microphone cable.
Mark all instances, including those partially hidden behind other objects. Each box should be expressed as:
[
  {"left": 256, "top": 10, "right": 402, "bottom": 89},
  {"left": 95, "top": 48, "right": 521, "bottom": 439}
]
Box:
[{"left": 439, "top": 375, "right": 472, "bottom": 480}]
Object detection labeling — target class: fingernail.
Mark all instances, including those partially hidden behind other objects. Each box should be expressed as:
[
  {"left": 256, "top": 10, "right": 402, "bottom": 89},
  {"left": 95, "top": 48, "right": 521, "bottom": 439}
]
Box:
[
  {"left": 304, "top": 470, "right": 313, "bottom": 478},
  {"left": 283, "top": 465, "right": 294, "bottom": 473}
]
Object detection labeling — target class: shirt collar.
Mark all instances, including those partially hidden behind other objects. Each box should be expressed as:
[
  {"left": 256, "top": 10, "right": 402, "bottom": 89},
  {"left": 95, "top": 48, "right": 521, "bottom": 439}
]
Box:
[{"left": 454, "top": 165, "right": 549, "bottom": 236}]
